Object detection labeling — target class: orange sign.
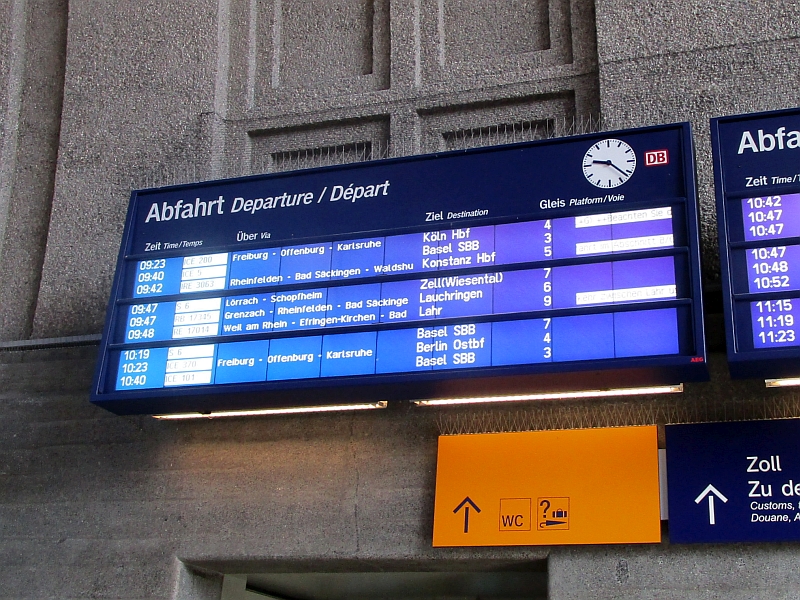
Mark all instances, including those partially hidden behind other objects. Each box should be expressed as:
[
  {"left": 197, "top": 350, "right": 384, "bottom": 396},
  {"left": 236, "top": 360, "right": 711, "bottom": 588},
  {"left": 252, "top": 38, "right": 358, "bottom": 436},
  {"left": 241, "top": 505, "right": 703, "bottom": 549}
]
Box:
[{"left": 433, "top": 426, "right": 661, "bottom": 546}]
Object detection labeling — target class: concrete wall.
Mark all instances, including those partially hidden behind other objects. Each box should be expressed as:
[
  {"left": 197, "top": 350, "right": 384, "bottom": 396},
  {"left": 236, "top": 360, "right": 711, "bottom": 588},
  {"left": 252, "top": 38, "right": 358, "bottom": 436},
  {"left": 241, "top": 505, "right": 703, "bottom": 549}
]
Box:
[
  {"left": 29, "top": 0, "right": 599, "bottom": 338},
  {"left": 5, "top": 349, "right": 800, "bottom": 599},
  {"left": 2, "top": 0, "right": 800, "bottom": 599},
  {"left": 31, "top": 0, "right": 218, "bottom": 339},
  {"left": 0, "top": 0, "right": 67, "bottom": 341},
  {"left": 595, "top": 0, "right": 800, "bottom": 280}
]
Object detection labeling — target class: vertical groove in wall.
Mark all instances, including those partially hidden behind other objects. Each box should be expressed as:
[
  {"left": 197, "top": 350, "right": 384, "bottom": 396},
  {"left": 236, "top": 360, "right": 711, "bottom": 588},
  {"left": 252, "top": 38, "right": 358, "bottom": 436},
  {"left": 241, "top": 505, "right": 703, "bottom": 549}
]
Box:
[
  {"left": 542, "top": 0, "right": 552, "bottom": 50},
  {"left": 373, "top": 0, "right": 390, "bottom": 89},
  {"left": 246, "top": 0, "right": 258, "bottom": 109},
  {"left": 0, "top": 0, "right": 28, "bottom": 261},
  {"left": 271, "top": 0, "right": 282, "bottom": 89},
  {"left": 413, "top": 0, "right": 422, "bottom": 87},
  {"left": 211, "top": 0, "right": 232, "bottom": 178},
  {"left": 436, "top": 0, "right": 445, "bottom": 68},
  {"left": 215, "top": 0, "right": 231, "bottom": 117},
  {"left": 559, "top": 0, "right": 572, "bottom": 64},
  {"left": 364, "top": 0, "right": 374, "bottom": 75},
  {"left": 0, "top": 0, "right": 68, "bottom": 341}
]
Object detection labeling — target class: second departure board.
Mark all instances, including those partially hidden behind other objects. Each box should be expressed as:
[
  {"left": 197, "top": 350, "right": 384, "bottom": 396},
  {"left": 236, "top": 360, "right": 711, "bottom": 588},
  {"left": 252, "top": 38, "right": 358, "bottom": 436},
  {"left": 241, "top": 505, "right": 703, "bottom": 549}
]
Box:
[
  {"left": 92, "top": 123, "right": 707, "bottom": 415},
  {"left": 712, "top": 106, "right": 800, "bottom": 379}
]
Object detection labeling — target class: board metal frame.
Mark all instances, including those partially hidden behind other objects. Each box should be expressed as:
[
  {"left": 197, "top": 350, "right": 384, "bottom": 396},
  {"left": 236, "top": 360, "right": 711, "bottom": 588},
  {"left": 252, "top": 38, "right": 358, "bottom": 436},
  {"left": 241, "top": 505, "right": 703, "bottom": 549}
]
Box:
[
  {"left": 712, "top": 106, "right": 800, "bottom": 379},
  {"left": 92, "top": 123, "right": 708, "bottom": 415}
]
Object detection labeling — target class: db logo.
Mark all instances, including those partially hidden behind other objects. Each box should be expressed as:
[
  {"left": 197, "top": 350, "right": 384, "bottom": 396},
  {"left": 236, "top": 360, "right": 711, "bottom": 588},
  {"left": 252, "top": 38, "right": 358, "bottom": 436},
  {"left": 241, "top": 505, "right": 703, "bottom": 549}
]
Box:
[{"left": 645, "top": 149, "right": 669, "bottom": 166}]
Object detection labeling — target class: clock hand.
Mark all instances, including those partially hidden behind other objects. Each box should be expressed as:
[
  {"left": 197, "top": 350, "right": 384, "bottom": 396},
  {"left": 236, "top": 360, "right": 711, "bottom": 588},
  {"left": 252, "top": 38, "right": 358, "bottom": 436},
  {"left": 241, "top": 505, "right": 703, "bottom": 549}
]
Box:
[
  {"left": 608, "top": 161, "right": 629, "bottom": 177},
  {"left": 592, "top": 159, "right": 629, "bottom": 177}
]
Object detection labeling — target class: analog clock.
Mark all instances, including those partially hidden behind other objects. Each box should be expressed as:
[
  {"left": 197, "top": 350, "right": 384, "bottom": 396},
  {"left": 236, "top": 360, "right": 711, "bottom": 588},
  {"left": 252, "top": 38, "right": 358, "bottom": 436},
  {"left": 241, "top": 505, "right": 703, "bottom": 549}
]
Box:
[{"left": 582, "top": 139, "right": 636, "bottom": 188}]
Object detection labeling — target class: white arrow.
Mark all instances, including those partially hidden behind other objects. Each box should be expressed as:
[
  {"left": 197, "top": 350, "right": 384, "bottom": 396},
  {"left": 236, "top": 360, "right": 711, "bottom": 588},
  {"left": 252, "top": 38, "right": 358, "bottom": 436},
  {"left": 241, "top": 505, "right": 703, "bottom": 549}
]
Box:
[{"left": 694, "top": 484, "right": 728, "bottom": 525}]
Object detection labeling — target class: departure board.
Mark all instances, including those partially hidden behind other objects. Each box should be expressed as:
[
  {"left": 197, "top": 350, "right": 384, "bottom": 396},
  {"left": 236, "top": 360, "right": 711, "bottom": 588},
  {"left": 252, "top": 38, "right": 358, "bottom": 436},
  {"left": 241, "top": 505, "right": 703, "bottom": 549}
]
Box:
[
  {"left": 712, "top": 107, "right": 800, "bottom": 379},
  {"left": 93, "top": 123, "right": 707, "bottom": 415}
]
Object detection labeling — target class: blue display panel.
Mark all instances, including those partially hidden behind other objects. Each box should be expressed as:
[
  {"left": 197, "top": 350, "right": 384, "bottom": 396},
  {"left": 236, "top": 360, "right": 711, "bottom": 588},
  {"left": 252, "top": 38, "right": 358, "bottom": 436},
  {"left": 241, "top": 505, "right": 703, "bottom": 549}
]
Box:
[
  {"left": 109, "top": 307, "right": 685, "bottom": 389},
  {"left": 666, "top": 419, "right": 800, "bottom": 544},
  {"left": 93, "top": 123, "right": 707, "bottom": 415},
  {"left": 711, "top": 107, "right": 800, "bottom": 378},
  {"left": 117, "top": 256, "right": 681, "bottom": 342}
]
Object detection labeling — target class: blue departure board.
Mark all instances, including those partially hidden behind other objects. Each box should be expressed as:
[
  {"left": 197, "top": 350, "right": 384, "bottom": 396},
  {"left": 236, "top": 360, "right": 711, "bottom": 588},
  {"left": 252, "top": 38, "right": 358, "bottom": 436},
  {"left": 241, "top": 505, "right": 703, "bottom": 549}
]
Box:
[
  {"left": 93, "top": 123, "right": 707, "bottom": 415},
  {"left": 712, "top": 107, "right": 800, "bottom": 379}
]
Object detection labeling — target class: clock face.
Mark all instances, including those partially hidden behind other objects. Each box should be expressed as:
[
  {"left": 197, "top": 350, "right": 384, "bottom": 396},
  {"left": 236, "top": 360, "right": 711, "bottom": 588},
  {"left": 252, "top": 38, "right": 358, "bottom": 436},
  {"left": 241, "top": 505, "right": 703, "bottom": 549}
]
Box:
[{"left": 582, "top": 139, "right": 636, "bottom": 189}]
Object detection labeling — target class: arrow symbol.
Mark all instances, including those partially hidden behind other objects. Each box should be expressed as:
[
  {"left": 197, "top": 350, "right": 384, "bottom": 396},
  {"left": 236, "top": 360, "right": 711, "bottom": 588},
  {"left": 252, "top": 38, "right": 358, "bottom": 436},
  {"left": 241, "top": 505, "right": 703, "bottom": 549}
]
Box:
[
  {"left": 695, "top": 484, "right": 728, "bottom": 525},
  {"left": 453, "top": 496, "right": 481, "bottom": 533}
]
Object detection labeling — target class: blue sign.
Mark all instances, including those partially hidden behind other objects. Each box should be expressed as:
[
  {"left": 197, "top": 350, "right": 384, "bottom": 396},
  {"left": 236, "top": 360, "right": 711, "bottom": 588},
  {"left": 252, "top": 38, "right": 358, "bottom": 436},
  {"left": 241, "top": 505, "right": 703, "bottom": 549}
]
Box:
[
  {"left": 93, "top": 123, "right": 708, "bottom": 415},
  {"left": 666, "top": 419, "right": 800, "bottom": 543},
  {"left": 711, "top": 107, "right": 800, "bottom": 379}
]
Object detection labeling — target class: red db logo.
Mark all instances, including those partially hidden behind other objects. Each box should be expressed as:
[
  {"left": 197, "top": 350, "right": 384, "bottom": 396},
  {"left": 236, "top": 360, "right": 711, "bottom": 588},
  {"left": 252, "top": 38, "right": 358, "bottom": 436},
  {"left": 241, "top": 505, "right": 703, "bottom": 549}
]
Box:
[{"left": 645, "top": 149, "right": 669, "bottom": 166}]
